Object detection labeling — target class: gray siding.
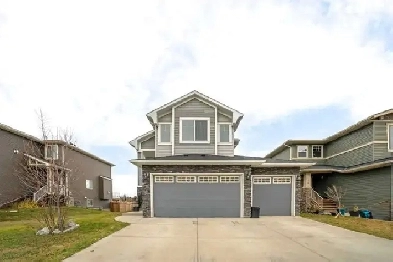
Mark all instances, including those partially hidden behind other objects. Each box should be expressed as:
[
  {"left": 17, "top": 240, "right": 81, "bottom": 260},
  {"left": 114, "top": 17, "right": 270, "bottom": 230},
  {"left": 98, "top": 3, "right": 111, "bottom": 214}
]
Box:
[
  {"left": 141, "top": 137, "right": 155, "bottom": 149},
  {"left": 155, "top": 126, "right": 171, "bottom": 157},
  {"left": 0, "top": 129, "right": 45, "bottom": 205},
  {"left": 174, "top": 98, "right": 215, "bottom": 155},
  {"left": 64, "top": 147, "right": 112, "bottom": 209},
  {"left": 373, "top": 121, "right": 393, "bottom": 160},
  {"left": 313, "top": 167, "right": 392, "bottom": 220},
  {"left": 325, "top": 145, "right": 373, "bottom": 167},
  {"left": 273, "top": 147, "right": 290, "bottom": 160},
  {"left": 158, "top": 112, "right": 172, "bottom": 122},
  {"left": 325, "top": 124, "right": 373, "bottom": 157},
  {"left": 218, "top": 112, "right": 231, "bottom": 122},
  {"left": 217, "top": 144, "right": 234, "bottom": 156}
]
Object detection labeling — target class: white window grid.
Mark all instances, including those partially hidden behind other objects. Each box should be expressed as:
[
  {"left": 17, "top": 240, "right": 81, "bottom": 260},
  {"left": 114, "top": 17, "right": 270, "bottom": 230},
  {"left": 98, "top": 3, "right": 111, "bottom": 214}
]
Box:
[
  {"left": 273, "top": 177, "right": 291, "bottom": 184},
  {"left": 154, "top": 176, "right": 174, "bottom": 183},
  {"left": 198, "top": 176, "right": 218, "bottom": 183},
  {"left": 297, "top": 145, "right": 308, "bottom": 158},
  {"left": 176, "top": 176, "right": 196, "bottom": 183},
  {"left": 312, "top": 145, "right": 323, "bottom": 158},
  {"left": 220, "top": 176, "right": 240, "bottom": 183},
  {"left": 253, "top": 177, "right": 271, "bottom": 184}
]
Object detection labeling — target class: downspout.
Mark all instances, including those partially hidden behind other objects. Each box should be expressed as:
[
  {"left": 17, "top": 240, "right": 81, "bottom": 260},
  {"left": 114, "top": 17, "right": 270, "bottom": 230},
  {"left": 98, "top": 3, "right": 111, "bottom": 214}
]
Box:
[{"left": 283, "top": 143, "right": 292, "bottom": 160}]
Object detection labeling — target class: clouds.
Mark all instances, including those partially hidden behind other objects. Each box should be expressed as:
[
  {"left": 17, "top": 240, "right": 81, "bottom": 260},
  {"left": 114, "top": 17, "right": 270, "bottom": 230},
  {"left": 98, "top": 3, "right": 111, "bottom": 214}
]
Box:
[{"left": 0, "top": 0, "right": 392, "bottom": 150}]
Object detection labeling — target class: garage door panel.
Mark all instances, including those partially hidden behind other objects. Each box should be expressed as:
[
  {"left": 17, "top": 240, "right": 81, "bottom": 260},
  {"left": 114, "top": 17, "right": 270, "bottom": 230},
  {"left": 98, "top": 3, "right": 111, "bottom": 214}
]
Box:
[{"left": 153, "top": 175, "right": 241, "bottom": 218}]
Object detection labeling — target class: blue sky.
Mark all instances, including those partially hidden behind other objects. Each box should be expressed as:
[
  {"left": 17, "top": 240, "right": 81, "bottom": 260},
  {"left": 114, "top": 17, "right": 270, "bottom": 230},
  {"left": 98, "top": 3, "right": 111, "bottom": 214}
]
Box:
[{"left": 1, "top": 0, "right": 393, "bottom": 196}]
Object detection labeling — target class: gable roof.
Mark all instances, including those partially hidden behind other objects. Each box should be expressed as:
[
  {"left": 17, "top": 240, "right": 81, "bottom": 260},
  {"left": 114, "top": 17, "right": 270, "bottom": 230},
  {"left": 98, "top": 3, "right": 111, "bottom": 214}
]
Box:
[
  {"left": 129, "top": 130, "right": 155, "bottom": 149},
  {"left": 265, "top": 108, "right": 393, "bottom": 158},
  {"left": 146, "top": 90, "right": 244, "bottom": 129}
]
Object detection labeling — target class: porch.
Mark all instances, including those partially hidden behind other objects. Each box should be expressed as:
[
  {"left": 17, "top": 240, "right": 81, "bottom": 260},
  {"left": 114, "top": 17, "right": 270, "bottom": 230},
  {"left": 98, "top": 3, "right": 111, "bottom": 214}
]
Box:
[{"left": 301, "top": 173, "right": 338, "bottom": 213}]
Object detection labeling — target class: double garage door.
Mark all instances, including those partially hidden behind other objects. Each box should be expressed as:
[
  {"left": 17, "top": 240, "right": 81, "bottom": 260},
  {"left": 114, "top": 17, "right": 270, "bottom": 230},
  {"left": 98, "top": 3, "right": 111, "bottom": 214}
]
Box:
[
  {"left": 152, "top": 174, "right": 293, "bottom": 218},
  {"left": 153, "top": 174, "right": 242, "bottom": 218}
]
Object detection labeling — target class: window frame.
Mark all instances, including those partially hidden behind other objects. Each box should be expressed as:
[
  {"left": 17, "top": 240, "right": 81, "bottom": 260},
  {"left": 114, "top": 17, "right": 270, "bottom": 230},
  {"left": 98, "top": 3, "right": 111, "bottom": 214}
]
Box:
[
  {"left": 388, "top": 124, "right": 393, "bottom": 152},
  {"left": 86, "top": 179, "right": 93, "bottom": 190},
  {"left": 311, "top": 145, "right": 323, "bottom": 158},
  {"left": 179, "top": 117, "right": 210, "bottom": 143},
  {"left": 218, "top": 122, "right": 233, "bottom": 144},
  {"left": 297, "top": 145, "right": 308, "bottom": 158},
  {"left": 45, "top": 144, "right": 59, "bottom": 160},
  {"left": 158, "top": 122, "right": 172, "bottom": 145},
  {"left": 253, "top": 177, "right": 271, "bottom": 184}
]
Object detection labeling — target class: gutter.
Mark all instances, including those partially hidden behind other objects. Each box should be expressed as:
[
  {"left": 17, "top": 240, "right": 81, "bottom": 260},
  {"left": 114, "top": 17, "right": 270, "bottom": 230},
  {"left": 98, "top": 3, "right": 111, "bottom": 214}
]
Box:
[{"left": 302, "top": 160, "right": 393, "bottom": 174}]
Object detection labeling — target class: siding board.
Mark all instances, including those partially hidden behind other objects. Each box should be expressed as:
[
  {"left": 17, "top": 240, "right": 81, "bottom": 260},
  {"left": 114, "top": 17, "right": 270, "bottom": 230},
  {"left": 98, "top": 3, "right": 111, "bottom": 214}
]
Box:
[
  {"left": 141, "top": 137, "right": 155, "bottom": 149},
  {"left": 325, "top": 145, "right": 373, "bottom": 167},
  {"left": 217, "top": 144, "right": 234, "bottom": 156},
  {"left": 159, "top": 113, "right": 172, "bottom": 122},
  {"left": 218, "top": 113, "right": 231, "bottom": 122},
  {"left": 313, "top": 167, "right": 392, "bottom": 220},
  {"left": 273, "top": 148, "right": 290, "bottom": 160}
]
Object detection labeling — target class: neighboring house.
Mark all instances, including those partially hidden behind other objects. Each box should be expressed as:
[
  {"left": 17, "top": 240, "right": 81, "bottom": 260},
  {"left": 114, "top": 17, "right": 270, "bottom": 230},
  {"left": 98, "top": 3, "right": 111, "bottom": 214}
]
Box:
[
  {"left": 0, "top": 123, "right": 114, "bottom": 209},
  {"left": 265, "top": 110, "right": 393, "bottom": 220},
  {"left": 129, "top": 90, "right": 312, "bottom": 218}
]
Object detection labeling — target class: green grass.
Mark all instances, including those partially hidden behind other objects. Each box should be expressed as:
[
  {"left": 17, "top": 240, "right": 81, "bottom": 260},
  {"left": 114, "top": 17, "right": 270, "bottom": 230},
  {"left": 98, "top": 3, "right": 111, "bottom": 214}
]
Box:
[
  {"left": 301, "top": 213, "right": 393, "bottom": 240},
  {"left": 0, "top": 207, "right": 129, "bottom": 261}
]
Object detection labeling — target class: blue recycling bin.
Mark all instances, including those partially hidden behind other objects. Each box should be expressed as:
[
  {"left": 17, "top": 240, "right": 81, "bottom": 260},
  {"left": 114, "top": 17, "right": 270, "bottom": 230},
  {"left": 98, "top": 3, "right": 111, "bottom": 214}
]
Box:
[{"left": 359, "top": 209, "right": 373, "bottom": 219}]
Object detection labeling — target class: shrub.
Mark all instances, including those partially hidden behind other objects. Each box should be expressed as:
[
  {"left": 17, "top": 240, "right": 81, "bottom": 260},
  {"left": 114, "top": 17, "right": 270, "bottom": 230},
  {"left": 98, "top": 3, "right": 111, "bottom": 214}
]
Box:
[{"left": 17, "top": 200, "right": 39, "bottom": 209}]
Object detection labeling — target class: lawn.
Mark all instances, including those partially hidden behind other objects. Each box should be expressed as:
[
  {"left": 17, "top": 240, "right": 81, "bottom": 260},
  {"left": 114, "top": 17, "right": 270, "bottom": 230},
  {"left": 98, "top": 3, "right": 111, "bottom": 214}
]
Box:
[
  {"left": 301, "top": 213, "right": 393, "bottom": 240},
  {"left": 0, "top": 207, "right": 129, "bottom": 261}
]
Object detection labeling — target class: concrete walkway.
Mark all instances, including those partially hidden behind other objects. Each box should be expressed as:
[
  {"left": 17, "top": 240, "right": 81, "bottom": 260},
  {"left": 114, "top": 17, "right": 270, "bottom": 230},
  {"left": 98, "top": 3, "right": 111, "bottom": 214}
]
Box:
[{"left": 64, "top": 213, "right": 393, "bottom": 262}]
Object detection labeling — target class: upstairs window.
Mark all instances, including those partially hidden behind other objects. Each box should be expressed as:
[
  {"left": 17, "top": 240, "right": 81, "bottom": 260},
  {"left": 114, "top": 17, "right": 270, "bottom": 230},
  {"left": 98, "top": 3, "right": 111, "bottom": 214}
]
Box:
[
  {"left": 312, "top": 145, "right": 323, "bottom": 158},
  {"left": 45, "top": 145, "right": 59, "bottom": 160},
  {"left": 219, "top": 123, "right": 232, "bottom": 143},
  {"left": 388, "top": 124, "right": 393, "bottom": 152},
  {"left": 180, "top": 117, "right": 210, "bottom": 143},
  {"left": 158, "top": 123, "right": 171, "bottom": 144},
  {"left": 297, "top": 145, "right": 308, "bottom": 158}
]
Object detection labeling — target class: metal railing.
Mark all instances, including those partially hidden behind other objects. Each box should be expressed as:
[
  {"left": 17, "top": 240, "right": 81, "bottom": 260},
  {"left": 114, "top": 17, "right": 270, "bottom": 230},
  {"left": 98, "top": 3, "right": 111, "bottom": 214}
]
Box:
[{"left": 310, "top": 189, "right": 324, "bottom": 208}]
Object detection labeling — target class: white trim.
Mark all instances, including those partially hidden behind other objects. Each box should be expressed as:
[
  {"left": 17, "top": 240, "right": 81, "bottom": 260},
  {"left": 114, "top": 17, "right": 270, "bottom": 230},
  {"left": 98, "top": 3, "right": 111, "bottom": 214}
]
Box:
[
  {"left": 311, "top": 145, "right": 323, "bottom": 158},
  {"left": 130, "top": 130, "right": 155, "bottom": 149},
  {"left": 220, "top": 176, "right": 240, "bottom": 183},
  {"left": 157, "top": 122, "right": 172, "bottom": 145},
  {"left": 176, "top": 176, "right": 197, "bottom": 183},
  {"left": 303, "top": 159, "right": 393, "bottom": 173},
  {"left": 388, "top": 124, "right": 393, "bottom": 152},
  {"left": 99, "top": 175, "right": 112, "bottom": 181},
  {"left": 139, "top": 149, "right": 155, "bottom": 152},
  {"left": 325, "top": 141, "right": 373, "bottom": 159},
  {"left": 215, "top": 106, "right": 218, "bottom": 154},
  {"left": 171, "top": 107, "right": 175, "bottom": 155},
  {"left": 198, "top": 176, "right": 219, "bottom": 183},
  {"left": 218, "top": 122, "right": 233, "bottom": 145},
  {"left": 251, "top": 175, "right": 296, "bottom": 216},
  {"left": 150, "top": 173, "right": 244, "bottom": 218},
  {"left": 86, "top": 179, "right": 93, "bottom": 190},
  {"left": 253, "top": 177, "right": 271, "bottom": 184},
  {"left": 272, "top": 177, "right": 292, "bottom": 184},
  {"left": 218, "top": 111, "right": 232, "bottom": 120},
  {"left": 179, "top": 117, "right": 211, "bottom": 143},
  {"left": 154, "top": 176, "right": 174, "bottom": 183},
  {"left": 296, "top": 145, "right": 308, "bottom": 158}
]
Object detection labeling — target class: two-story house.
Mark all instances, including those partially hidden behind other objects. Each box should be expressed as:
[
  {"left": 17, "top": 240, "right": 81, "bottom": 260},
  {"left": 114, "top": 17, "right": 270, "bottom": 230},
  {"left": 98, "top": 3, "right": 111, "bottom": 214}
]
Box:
[
  {"left": 130, "top": 90, "right": 313, "bottom": 218},
  {"left": 0, "top": 123, "right": 114, "bottom": 209},
  {"left": 265, "top": 109, "right": 393, "bottom": 220}
]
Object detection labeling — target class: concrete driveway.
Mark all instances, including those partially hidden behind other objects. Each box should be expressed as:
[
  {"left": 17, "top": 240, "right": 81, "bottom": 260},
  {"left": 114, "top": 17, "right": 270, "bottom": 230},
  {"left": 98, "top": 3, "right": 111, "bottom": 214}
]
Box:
[{"left": 64, "top": 213, "right": 393, "bottom": 262}]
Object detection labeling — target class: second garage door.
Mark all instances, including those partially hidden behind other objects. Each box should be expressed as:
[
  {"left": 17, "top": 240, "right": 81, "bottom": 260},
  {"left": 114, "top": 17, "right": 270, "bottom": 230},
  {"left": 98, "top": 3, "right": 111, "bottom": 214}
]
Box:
[
  {"left": 153, "top": 174, "right": 241, "bottom": 218},
  {"left": 252, "top": 176, "right": 293, "bottom": 216}
]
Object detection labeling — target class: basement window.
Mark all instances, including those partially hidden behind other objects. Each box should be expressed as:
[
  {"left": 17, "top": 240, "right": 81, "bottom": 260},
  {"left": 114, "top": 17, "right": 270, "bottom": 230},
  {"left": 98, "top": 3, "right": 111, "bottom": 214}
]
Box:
[
  {"left": 297, "top": 145, "right": 308, "bottom": 158},
  {"left": 312, "top": 145, "right": 323, "bottom": 158}
]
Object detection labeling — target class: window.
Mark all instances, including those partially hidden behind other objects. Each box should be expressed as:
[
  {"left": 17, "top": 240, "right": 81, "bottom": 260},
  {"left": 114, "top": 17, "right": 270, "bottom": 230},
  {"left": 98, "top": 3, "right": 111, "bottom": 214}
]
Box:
[
  {"left": 86, "top": 199, "right": 93, "bottom": 208},
  {"left": 176, "top": 176, "right": 196, "bottom": 183},
  {"left": 198, "top": 176, "right": 218, "bottom": 183},
  {"left": 253, "top": 177, "right": 271, "bottom": 184},
  {"left": 312, "top": 145, "right": 323, "bottom": 158},
  {"left": 180, "top": 118, "right": 210, "bottom": 143},
  {"left": 220, "top": 176, "right": 240, "bottom": 183},
  {"left": 389, "top": 124, "right": 393, "bottom": 152},
  {"left": 297, "top": 145, "right": 308, "bottom": 158},
  {"left": 273, "top": 177, "right": 291, "bottom": 184},
  {"left": 86, "top": 179, "right": 93, "bottom": 189},
  {"left": 158, "top": 123, "right": 171, "bottom": 144},
  {"left": 219, "top": 123, "right": 232, "bottom": 143},
  {"left": 154, "top": 176, "right": 174, "bottom": 183},
  {"left": 45, "top": 145, "right": 59, "bottom": 160}
]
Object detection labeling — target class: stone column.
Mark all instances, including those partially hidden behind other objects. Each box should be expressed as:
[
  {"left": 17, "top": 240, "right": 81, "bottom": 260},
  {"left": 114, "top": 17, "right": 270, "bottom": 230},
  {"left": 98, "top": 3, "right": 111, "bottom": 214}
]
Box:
[
  {"left": 300, "top": 173, "right": 312, "bottom": 213},
  {"left": 142, "top": 171, "right": 151, "bottom": 218},
  {"left": 243, "top": 167, "right": 252, "bottom": 218}
]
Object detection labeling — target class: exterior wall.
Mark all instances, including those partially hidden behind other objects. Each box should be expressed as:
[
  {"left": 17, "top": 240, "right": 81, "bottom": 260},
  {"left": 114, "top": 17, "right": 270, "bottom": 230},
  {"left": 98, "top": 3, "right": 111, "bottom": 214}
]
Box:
[
  {"left": 217, "top": 112, "right": 231, "bottom": 122},
  {"left": 325, "top": 145, "right": 373, "bottom": 167},
  {"left": 313, "top": 167, "right": 392, "bottom": 220},
  {"left": 158, "top": 112, "right": 172, "bottom": 122},
  {"left": 289, "top": 145, "right": 325, "bottom": 164},
  {"left": 0, "top": 129, "right": 44, "bottom": 205},
  {"left": 64, "top": 147, "right": 112, "bottom": 209},
  {"left": 272, "top": 147, "right": 291, "bottom": 160},
  {"left": 141, "top": 165, "right": 300, "bottom": 218},
  {"left": 141, "top": 137, "right": 155, "bottom": 150},
  {"left": 174, "top": 98, "right": 215, "bottom": 155},
  {"left": 252, "top": 167, "right": 301, "bottom": 216},
  {"left": 373, "top": 121, "right": 393, "bottom": 160},
  {"left": 217, "top": 111, "right": 234, "bottom": 156},
  {"left": 155, "top": 126, "right": 171, "bottom": 157}
]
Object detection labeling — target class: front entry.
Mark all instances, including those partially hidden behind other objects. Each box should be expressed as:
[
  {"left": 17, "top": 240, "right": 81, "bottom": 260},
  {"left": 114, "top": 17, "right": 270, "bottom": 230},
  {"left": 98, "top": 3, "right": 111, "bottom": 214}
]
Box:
[
  {"left": 252, "top": 176, "right": 293, "bottom": 216},
  {"left": 152, "top": 174, "right": 242, "bottom": 218}
]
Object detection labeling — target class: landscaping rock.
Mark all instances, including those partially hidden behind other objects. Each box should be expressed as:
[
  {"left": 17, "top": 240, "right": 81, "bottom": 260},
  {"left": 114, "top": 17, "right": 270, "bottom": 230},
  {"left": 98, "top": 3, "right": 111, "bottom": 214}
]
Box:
[
  {"left": 36, "top": 227, "right": 50, "bottom": 236},
  {"left": 53, "top": 229, "right": 61, "bottom": 234},
  {"left": 67, "top": 220, "right": 77, "bottom": 228}
]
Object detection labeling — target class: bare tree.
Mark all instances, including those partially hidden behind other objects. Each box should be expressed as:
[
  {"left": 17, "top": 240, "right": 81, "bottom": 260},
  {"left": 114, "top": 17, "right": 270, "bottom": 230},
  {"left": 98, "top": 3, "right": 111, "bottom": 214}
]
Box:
[
  {"left": 325, "top": 185, "right": 346, "bottom": 218},
  {"left": 13, "top": 110, "right": 78, "bottom": 233}
]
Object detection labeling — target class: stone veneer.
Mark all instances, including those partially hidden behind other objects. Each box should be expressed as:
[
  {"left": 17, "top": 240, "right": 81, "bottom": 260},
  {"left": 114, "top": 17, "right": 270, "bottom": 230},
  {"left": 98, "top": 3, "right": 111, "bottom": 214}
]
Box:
[{"left": 141, "top": 165, "right": 301, "bottom": 218}]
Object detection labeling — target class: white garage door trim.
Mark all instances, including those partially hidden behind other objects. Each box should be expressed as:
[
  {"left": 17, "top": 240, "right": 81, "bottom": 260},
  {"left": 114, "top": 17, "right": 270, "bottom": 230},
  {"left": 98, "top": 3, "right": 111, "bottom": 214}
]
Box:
[
  {"left": 251, "top": 174, "right": 296, "bottom": 216},
  {"left": 150, "top": 173, "right": 244, "bottom": 218}
]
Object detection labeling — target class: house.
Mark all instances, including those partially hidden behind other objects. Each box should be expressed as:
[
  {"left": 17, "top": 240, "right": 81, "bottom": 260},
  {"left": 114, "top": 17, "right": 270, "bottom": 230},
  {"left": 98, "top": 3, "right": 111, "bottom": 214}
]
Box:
[
  {"left": 0, "top": 123, "right": 114, "bottom": 209},
  {"left": 129, "top": 90, "right": 313, "bottom": 218},
  {"left": 265, "top": 109, "right": 393, "bottom": 220}
]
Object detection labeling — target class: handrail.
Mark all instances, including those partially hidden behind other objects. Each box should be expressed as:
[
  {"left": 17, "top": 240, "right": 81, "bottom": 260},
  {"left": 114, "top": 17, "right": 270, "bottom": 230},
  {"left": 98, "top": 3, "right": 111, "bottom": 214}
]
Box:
[
  {"left": 310, "top": 189, "right": 324, "bottom": 208},
  {"left": 33, "top": 185, "right": 48, "bottom": 202}
]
